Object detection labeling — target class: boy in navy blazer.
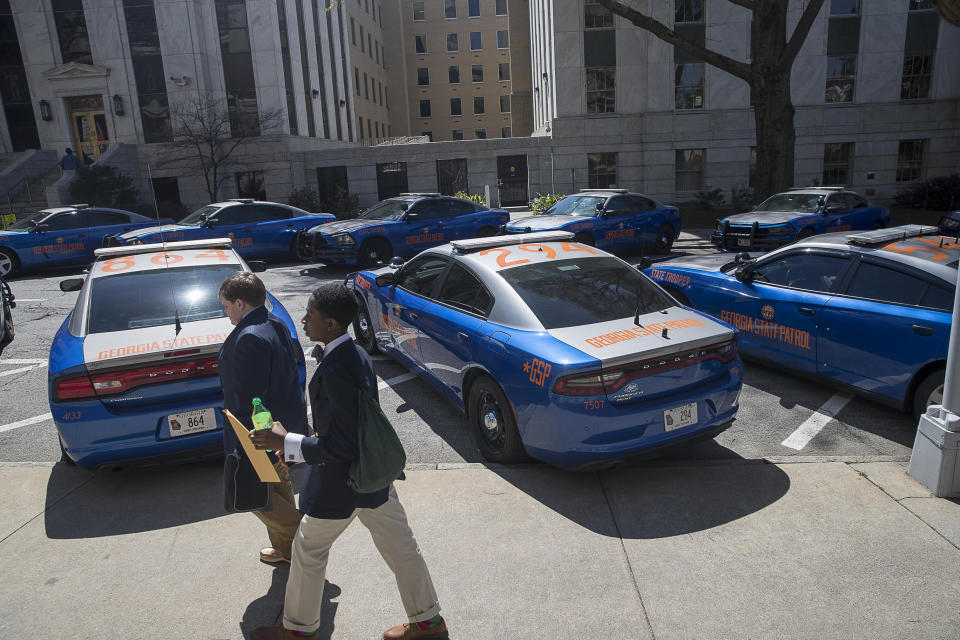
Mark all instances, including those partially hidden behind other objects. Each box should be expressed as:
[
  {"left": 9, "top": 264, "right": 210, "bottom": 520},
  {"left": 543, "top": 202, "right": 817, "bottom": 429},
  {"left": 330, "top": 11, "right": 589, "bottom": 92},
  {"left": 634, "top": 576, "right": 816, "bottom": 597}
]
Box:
[
  {"left": 218, "top": 272, "right": 309, "bottom": 564},
  {"left": 250, "top": 284, "right": 447, "bottom": 640}
]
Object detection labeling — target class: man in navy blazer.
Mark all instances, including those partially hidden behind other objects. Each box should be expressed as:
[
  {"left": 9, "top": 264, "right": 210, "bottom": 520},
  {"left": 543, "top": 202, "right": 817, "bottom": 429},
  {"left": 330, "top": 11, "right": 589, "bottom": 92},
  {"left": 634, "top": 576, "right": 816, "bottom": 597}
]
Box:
[
  {"left": 250, "top": 284, "right": 447, "bottom": 640},
  {"left": 218, "top": 272, "right": 309, "bottom": 564}
]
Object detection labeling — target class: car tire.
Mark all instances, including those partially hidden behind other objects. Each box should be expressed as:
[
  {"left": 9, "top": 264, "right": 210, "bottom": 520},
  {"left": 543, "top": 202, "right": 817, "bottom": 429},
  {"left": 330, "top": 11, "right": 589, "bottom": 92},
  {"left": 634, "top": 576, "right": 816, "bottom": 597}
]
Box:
[
  {"left": 359, "top": 238, "right": 392, "bottom": 267},
  {"left": 0, "top": 248, "right": 19, "bottom": 278},
  {"left": 913, "top": 369, "right": 945, "bottom": 421},
  {"left": 469, "top": 375, "right": 527, "bottom": 464},
  {"left": 352, "top": 295, "right": 380, "bottom": 355},
  {"left": 59, "top": 435, "right": 76, "bottom": 466},
  {"left": 797, "top": 228, "right": 815, "bottom": 239},
  {"left": 654, "top": 224, "right": 675, "bottom": 254},
  {"left": 574, "top": 232, "right": 595, "bottom": 247},
  {"left": 477, "top": 226, "right": 497, "bottom": 238}
]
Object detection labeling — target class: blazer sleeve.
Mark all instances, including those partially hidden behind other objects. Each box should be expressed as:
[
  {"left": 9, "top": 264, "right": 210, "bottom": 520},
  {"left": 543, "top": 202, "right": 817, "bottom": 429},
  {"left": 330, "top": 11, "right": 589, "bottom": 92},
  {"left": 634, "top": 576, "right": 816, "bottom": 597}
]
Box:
[
  {"left": 230, "top": 331, "right": 273, "bottom": 429},
  {"left": 300, "top": 361, "right": 361, "bottom": 465}
]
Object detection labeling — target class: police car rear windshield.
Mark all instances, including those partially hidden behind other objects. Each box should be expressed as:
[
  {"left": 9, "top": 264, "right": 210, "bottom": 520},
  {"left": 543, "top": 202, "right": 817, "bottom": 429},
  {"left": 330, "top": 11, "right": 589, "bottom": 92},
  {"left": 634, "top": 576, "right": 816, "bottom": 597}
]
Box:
[
  {"left": 86, "top": 265, "right": 240, "bottom": 334},
  {"left": 755, "top": 193, "right": 823, "bottom": 213},
  {"left": 500, "top": 257, "right": 672, "bottom": 329},
  {"left": 543, "top": 195, "right": 605, "bottom": 217}
]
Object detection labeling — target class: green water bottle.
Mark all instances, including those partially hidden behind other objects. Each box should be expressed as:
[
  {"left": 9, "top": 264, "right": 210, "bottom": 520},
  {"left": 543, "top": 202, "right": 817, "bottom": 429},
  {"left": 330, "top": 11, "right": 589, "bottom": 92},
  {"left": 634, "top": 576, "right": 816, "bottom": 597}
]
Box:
[{"left": 251, "top": 397, "right": 273, "bottom": 431}]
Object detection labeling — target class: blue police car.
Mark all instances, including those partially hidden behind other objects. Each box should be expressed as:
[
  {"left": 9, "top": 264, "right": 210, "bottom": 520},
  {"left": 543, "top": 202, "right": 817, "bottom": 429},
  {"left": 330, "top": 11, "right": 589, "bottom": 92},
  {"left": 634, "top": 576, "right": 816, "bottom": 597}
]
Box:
[
  {"left": 645, "top": 225, "right": 956, "bottom": 419},
  {"left": 712, "top": 187, "right": 890, "bottom": 252},
  {"left": 0, "top": 204, "right": 168, "bottom": 278},
  {"left": 104, "top": 199, "right": 334, "bottom": 260},
  {"left": 505, "top": 189, "right": 682, "bottom": 255},
  {"left": 297, "top": 193, "right": 510, "bottom": 267},
  {"left": 347, "top": 231, "right": 743, "bottom": 469},
  {"left": 49, "top": 238, "right": 305, "bottom": 470}
]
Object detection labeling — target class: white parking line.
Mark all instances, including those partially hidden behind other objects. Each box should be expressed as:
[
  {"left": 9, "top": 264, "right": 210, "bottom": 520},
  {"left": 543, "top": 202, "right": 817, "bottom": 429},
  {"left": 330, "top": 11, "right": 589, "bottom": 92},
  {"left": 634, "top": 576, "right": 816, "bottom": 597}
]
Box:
[
  {"left": 0, "top": 412, "right": 53, "bottom": 434},
  {"left": 781, "top": 392, "right": 853, "bottom": 450},
  {"left": 377, "top": 372, "right": 417, "bottom": 391},
  {"left": 0, "top": 359, "right": 47, "bottom": 364},
  {"left": 11, "top": 298, "right": 46, "bottom": 303},
  {"left": 0, "top": 364, "right": 46, "bottom": 378}
]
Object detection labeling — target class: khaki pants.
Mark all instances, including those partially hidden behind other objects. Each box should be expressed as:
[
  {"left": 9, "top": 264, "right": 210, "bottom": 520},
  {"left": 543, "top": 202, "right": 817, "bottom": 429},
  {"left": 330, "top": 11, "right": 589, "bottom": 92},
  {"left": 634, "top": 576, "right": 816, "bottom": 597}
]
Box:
[
  {"left": 252, "top": 461, "right": 301, "bottom": 558},
  {"left": 283, "top": 486, "right": 441, "bottom": 633}
]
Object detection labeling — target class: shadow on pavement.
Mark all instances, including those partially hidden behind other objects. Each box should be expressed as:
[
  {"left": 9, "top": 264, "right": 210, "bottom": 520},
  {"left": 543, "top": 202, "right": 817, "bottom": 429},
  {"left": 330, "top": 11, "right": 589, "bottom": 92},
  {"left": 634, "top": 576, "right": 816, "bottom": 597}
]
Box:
[
  {"left": 240, "top": 568, "right": 342, "bottom": 640},
  {"left": 43, "top": 461, "right": 226, "bottom": 539}
]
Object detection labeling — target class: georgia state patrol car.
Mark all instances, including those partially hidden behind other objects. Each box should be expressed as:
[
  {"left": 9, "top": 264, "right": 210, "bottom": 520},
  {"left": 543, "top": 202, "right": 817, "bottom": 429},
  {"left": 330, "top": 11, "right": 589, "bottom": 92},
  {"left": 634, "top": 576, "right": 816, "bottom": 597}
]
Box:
[
  {"left": 49, "top": 239, "right": 305, "bottom": 470},
  {"left": 0, "top": 205, "right": 168, "bottom": 278},
  {"left": 297, "top": 193, "right": 510, "bottom": 267},
  {"left": 711, "top": 187, "right": 890, "bottom": 252},
  {"left": 104, "top": 199, "right": 334, "bottom": 260},
  {"left": 645, "top": 225, "right": 956, "bottom": 419},
  {"left": 505, "top": 190, "right": 682, "bottom": 254},
  {"left": 347, "top": 231, "right": 743, "bottom": 469}
]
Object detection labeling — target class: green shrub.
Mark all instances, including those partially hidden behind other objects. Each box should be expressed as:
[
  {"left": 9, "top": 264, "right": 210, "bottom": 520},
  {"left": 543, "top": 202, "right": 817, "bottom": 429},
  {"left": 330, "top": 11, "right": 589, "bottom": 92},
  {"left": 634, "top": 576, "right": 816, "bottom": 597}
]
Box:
[
  {"left": 730, "top": 184, "right": 754, "bottom": 210},
  {"left": 531, "top": 192, "right": 566, "bottom": 215},
  {"left": 288, "top": 187, "right": 319, "bottom": 212},
  {"left": 68, "top": 165, "right": 137, "bottom": 207},
  {"left": 695, "top": 187, "right": 726, "bottom": 210},
  {"left": 894, "top": 174, "right": 960, "bottom": 211},
  {"left": 454, "top": 190, "right": 487, "bottom": 205}
]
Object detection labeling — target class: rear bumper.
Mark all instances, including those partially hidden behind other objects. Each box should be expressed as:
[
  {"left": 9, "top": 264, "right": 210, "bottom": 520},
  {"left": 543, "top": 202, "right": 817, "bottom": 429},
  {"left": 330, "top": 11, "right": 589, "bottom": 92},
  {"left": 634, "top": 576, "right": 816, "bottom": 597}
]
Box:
[{"left": 296, "top": 230, "right": 359, "bottom": 264}]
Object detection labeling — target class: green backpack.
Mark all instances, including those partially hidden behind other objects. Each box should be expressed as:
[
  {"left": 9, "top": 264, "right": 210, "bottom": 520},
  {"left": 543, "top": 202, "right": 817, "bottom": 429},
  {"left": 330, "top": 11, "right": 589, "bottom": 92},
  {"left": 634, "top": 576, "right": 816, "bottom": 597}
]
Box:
[{"left": 348, "top": 389, "right": 407, "bottom": 493}]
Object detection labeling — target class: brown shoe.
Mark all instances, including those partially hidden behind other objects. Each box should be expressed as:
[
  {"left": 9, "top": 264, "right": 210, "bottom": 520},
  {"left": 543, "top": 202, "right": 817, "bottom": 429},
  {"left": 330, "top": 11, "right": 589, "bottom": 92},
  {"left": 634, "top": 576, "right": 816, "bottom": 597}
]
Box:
[
  {"left": 383, "top": 618, "right": 448, "bottom": 640},
  {"left": 251, "top": 626, "right": 311, "bottom": 640},
  {"left": 259, "top": 547, "right": 290, "bottom": 564}
]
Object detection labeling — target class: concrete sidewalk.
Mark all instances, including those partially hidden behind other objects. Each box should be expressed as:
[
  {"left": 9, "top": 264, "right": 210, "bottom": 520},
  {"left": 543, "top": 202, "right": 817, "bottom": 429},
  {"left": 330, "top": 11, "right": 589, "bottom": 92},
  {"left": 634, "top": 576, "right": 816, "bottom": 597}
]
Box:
[{"left": 2, "top": 459, "right": 960, "bottom": 639}]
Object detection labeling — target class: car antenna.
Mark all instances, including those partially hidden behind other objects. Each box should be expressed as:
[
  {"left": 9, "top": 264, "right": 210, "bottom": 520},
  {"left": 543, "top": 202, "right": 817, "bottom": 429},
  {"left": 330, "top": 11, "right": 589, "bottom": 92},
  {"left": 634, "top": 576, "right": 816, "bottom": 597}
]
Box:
[
  {"left": 633, "top": 282, "right": 644, "bottom": 328},
  {"left": 147, "top": 163, "right": 182, "bottom": 337}
]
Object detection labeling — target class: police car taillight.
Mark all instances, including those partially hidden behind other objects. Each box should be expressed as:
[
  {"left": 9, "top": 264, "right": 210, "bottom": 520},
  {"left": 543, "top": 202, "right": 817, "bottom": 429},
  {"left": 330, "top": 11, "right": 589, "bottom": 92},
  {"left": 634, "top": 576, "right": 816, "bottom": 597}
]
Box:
[
  {"left": 55, "top": 356, "right": 220, "bottom": 401},
  {"left": 54, "top": 374, "right": 97, "bottom": 401}
]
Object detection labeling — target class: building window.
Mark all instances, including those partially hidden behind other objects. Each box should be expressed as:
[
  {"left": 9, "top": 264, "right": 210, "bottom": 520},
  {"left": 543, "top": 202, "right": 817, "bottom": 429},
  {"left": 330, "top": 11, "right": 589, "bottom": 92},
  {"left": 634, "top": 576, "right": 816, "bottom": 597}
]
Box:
[
  {"left": 675, "top": 63, "right": 704, "bottom": 109},
  {"left": 360, "top": 25, "right": 365, "bottom": 51},
  {"left": 375, "top": 121, "right": 380, "bottom": 137},
  {"left": 675, "top": 0, "right": 703, "bottom": 23},
  {"left": 468, "top": 0, "right": 480, "bottom": 17},
  {"left": 215, "top": 0, "right": 260, "bottom": 136},
  {"left": 379, "top": 81, "right": 383, "bottom": 105},
  {"left": 475, "top": 128, "right": 487, "bottom": 139},
  {"left": 830, "top": 0, "right": 859, "bottom": 15},
  {"left": 445, "top": 0, "right": 456, "bottom": 19},
  {"left": 364, "top": 72, "right": 369, "bottom": 98},
  {"left": 368, "top": 120, "right": 373, "bottom": 138},
  {"left": 499, "top": 95, "right": 511, "bottom": 112},
  {"left": 450, "top": 97, "right": 462, "bottom": 115},
  {"left": 437, "top": 158, "right": 468, "bottom": 195},
  {"left": 675, "top": 148, "right": 704, "bottom": 191},
  {"left": 497, "top": 30, "right": 509, "bottom": 49},
  {"left": 472, "top": 64, "right": 484, "bottom": 83},
  {"left": 123, "top": 0, "right": 173, "bottom": 142},
  {"left": 386, "top": 86, "right": 390, "bottom": 109},
  {"left": 470, "top": 31, "right": 482, "bottom": 50},
  {"left": 1, "top": 2, "right": 39, "bottom": 150},
  {"left": 825, "top": 0, "right": 860, "bottom": 103},
  {"left": 501, "top": 126, "right": 511, "bottom": 138},
  {"left": 586, "top": 68, "right": 615, "bottom": 114},
  {"left": 350, "top": 17, "right": 356, "bottom": 44},
  {"left": 376, "top": 39, "right": 380, "bottom": 63},
  {"left": 317, "top": 166, "right": 350, "bottom": 211},
  {"left": 236, "top": 171, "right": 266, "bottom": 199},
  {"left": 896, "top": 139, "right": 925, "bottom": 182},
  {"left": 447, "top": 33, "right": 458, "bottom": 52},
  {"left": 901, "top": 54, "right": 932, "bottom": 100},
  {"left": 52, "top": 0, "right": 93, "bottom": 64},
  {"left": 421, "top": 130, "right": 432, "bottom": 141},
  {"left": 749, "top": 147, "right": 757, "bottom": 189},
  {"left": 498, "top": 63, "right": 510, "bottom": 81},
  {"left": 825, "top": 56, "right": 856, "bottom": 103},
  {"left": 901, "top": 4, "right": 938, "bottom": 100},
  {"left": 449, "top": 65, "right": 461, "bottom": 84},
  {"left": 418, "top": 67, "right": 429, "bottom": 86},
  {"left": 368, "top": 33, "right": 372, "bottom": 57},
  {"left": 413, "top": 1, "right": 425, "bottom": 21},
  {"left": 355, "top": 67, "right": 360, "bottom": 95},
  {"left": 415, "top": 34, "right": 426, "bottom": 53},
  {"left": 358, "top": 116, "right": 364, "bottom": 138},
  {"left": 420, "top": 99, "right": 431, "bottom": 117},
  {"left": 822, "top": 142, "right": 853, "bottom": 185},
  {"left": 584, "top": 0, "right": 614, "bottom": 28},
  {"left": 474, "top": 96, "right": 485, "bottom": 114},
  {"left": 452, "top": 129, "right": 464, "bottom": 140},
  {"left": 496, "top": 0, "right": 507, "bottom": 15},
  {"left": 588, "top": 153, "right": 618, "bottom": 189}
]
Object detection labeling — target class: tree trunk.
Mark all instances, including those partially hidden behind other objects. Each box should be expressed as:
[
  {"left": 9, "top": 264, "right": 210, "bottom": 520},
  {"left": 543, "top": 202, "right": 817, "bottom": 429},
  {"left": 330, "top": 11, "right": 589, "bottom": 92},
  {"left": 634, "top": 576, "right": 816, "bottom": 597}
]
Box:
[{"left": 751, "top": 76, "right": 795, "bottom": 201}]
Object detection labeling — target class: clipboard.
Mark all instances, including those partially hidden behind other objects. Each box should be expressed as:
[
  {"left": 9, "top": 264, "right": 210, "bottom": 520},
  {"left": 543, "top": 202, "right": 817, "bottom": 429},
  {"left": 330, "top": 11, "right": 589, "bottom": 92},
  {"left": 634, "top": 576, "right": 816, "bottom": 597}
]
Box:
[{"left": 223, "top": 409, "right": 281, "bottom": 483}]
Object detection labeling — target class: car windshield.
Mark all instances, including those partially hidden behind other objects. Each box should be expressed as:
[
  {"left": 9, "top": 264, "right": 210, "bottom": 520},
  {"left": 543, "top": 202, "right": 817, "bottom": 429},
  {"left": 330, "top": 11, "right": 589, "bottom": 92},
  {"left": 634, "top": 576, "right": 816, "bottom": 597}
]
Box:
[
  {"left": 178, "top": 205, "right": 222, "bottom": 226},
  {"left": 6, "top": 210, "right": 51, "bottom": 230},
  {"left": 755, "top": 193, "right": 824, "bottom": 214},
  {"left": 543, "top": 195, "right": 605, "bottom": 217},
  {"left": 499, "top": 257, "right": 673, "bottom": 329},
  {"left": 86, "top": 265, "right": 240, "bottom": 334},
  {"left": 360, "top": 199, "right": 413, "bottom": 221}
]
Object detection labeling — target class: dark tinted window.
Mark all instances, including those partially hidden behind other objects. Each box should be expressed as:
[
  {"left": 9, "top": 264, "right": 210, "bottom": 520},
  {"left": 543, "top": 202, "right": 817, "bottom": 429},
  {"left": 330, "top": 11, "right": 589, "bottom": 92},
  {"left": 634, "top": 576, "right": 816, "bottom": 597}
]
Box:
[
  {"left": 447, "top": 200, "right": 478, "bottom": 216},
  {"left": 845, "top": 262, "right": 925, "bottom": 306},
  {"left": 843, "top": 193, "right": 867, "bottom": 208},
  {"left": 499, "top": 257, "right": 672, "bottom": 329},
  {"left": 825, "top": 194, "right": 849, "bottom": 211},
  {"left": 397, "top": 256, "right": 448, "bottom": 296},
  {"left": 631, "top": 196, "right": 656, "bottom": 211},
  {"left": 752, "top": 253, "right": 849, "bottom": 292},
  {"left": 44, "top": 213, "right": 88, "bottom": 231},
  {"left": 87, "top": 265, "right": 239, "bottom": 333},
  {"left": 410, "top": 199, "right": 451, "bottom": 220},
  {"left": 84, "top": 211, "right": 130, "bottom": 226},
  {"left": 920, "top": 284, "right": 954, "bottom": 312},
  {"left": 437, "top": 264, "right": 491, "bottom": 316},
  {"left": 252, "top": 205, "right": 292, "bottom": 221},
  {"left": 605, "top": 196, "right": 632, "bottom": 215}
]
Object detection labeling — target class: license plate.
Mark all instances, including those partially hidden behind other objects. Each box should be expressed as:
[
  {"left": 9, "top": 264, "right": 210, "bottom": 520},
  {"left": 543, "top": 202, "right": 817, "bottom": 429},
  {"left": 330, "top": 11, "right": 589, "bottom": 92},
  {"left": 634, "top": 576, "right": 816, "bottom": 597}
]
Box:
[
  {"left": 168, "top": 408, "right": 216, "bottom": 437},
  {"left": 737, "top": 238, "right": 751, "bottom": 247},
  {"left": 664, "top": 402, "right": 698, "bottom": 432}
]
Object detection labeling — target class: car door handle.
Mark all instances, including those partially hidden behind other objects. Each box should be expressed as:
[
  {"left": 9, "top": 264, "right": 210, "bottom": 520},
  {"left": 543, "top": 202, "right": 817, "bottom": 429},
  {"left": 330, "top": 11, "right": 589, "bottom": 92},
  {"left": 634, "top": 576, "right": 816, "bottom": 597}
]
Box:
[
  {"left": 457, "top": 331, "right": 469, "bottom": 342},
  {"left": 912, "top": 325, "right": 935, "bottom": 336},
  {"left": 798, "top": 307, "right": 815, "bottom": 316}
]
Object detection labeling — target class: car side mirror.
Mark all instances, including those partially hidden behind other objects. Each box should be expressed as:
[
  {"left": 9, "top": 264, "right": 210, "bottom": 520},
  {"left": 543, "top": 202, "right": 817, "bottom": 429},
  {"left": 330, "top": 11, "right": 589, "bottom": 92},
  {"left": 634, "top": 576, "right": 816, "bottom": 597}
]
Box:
[
  {"left": 405, "top": 212, "right": 419, "bottom": 221},
  {"left": 734, "top": 251, "right": 752, "bottom": 265},
  {"left": 389, "top": 256, "right": 405, "bottom": 269},
  {"left": 400, "top": 203, "right": 409, "bottom": 211},
  {"left": 202, "top": 218, "right": 216, "bottom": 228},
  {"left": 59, "top": 278, "right": 84, "bottom": 292},
  {"left": 34, "top": 223, "right": 49, "bottom": 233},
  {"left": 375, "top": 272, "right": 396, "bottom": 287},
  {"left": 247, "top": 260, "right": 267, "bottom": 273},
  {"left": 734, "top": 266, "right": 753, "bottom": 283},
  {"left": 635, "top": 258, "right": 652, "bottom": 270},
  {"left": 824, "top": 204, "right": 844, "bottom": 214}
]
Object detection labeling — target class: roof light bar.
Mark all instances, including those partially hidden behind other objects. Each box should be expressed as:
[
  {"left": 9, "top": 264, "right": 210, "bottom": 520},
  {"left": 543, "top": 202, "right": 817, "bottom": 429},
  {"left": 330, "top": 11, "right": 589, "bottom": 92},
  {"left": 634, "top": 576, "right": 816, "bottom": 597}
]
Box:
[
  {"left": 847, "top": 225, "right": 940, "bottom": 246},
  {"left": 578, "top": 188, "right": 627, "bottom": 193},
  {"left": 451, "top": 231, "right": 575, "bottom": 253},
  {"left": 399, "top": 192, "right": 441, "bottom": 197},
  {"left": 94, "top": 237, "right": 234, "bottom": 257},
  {"left": 787, "top": 186, "right": 846, "bottom": 191}
]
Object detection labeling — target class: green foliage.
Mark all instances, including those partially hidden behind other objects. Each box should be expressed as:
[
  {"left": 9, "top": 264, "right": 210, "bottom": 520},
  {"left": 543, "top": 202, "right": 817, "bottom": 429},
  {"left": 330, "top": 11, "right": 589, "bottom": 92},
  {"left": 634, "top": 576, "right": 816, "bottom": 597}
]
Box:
[
  {"left": 288, "top": 187, "right": 319, "bottom": 212},
  {"left": 322, "top": 186, "right": 361, "bottom": 219},
  {"left": 695, "top": 187, "right": 726, "bottom": 210},
  {"left": 730, "top": 184, "right": 754, "bottom": 210},
  {"left": 68, "top": 165, "right": 137, "bottom": 207},
  {"left": 531, "top": 192, "right": 566, "bottom": 215},
  {"left": 895, "top": 174, "right": 960, "bottom": 211},
  {"left": 454, "top": 190, "right": 487, "bottom": 205}
]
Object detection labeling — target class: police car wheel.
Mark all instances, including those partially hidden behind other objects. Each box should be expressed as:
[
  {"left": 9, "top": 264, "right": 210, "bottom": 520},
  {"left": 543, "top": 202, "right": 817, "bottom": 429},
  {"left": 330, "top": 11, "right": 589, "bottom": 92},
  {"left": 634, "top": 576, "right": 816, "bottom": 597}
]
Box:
[
  {"left": 352, "top": 296, "right": 380, "bottom": 355},
  {"left": 914, "top": 370, "right": 945, "bottom": 421},
  {"left": 654, "top": 225, "right": 675, "bottom": 254},
  {"left": 0, "top": 249, "right": 18, "bottom": 278},
  {"left": 574, "top": 232, "right": 594, "bottom": 247},
  {"left": 58, "top": 435, "right": 76, "bottom": 466},
  {"left": 469, "top": 376, "right": 527, "bottom": 464},
  {"left": 359, "top": 238, "right": 391, "bottom": 267}
]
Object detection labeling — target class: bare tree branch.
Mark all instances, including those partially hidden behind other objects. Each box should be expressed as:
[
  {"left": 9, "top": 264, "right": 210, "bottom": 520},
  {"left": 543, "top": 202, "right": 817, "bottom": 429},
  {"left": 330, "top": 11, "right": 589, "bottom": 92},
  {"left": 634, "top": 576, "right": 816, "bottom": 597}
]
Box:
[{"left": 780, "top": 0, "right": 826, "bottom": 69}]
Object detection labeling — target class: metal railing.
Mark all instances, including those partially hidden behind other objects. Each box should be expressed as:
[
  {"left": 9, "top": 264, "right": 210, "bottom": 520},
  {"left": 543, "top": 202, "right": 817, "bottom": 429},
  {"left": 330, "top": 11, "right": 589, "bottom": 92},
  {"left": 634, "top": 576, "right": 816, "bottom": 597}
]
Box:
[{"left": 2, "top": 165, "right": 63, "bottom": 222}]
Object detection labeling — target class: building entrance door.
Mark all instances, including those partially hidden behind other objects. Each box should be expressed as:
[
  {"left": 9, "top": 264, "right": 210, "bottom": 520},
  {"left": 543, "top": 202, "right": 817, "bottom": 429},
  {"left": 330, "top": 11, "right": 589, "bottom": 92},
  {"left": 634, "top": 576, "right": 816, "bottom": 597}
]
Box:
[
  {"left": 496, "top": 155, "right": 528, "bottom": 206},
  {"left": 67, "top": 95, "right": 109, "bottom": 165}
]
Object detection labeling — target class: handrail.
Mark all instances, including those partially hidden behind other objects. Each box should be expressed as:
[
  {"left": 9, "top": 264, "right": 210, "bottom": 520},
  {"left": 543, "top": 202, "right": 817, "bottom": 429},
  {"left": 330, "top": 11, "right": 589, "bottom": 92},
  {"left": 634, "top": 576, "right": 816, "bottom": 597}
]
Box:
[{"left": 1, "top": 164, "right": 63, "bottom": 217}]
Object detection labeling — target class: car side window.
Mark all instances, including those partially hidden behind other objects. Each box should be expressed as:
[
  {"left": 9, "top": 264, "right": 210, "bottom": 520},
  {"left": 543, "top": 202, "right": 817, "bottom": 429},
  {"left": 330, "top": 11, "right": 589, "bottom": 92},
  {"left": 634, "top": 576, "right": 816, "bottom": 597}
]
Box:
[
  {"left": 920, "top": 284, "right": 954, "bottom": 312},
  {"left": 397, "top": 256, "right": 449, "bottom": 296},
  {"left": 447, "top": 200, "right": 478, "bottom": 217},
  {"left": 44, "top": 213, "right": 87, "bottom": 230},
  {"left": 752, "top": 253, "right": 849, "bottom": 292},
  {"left": 436, "top": 264, "right": 493, "bottom": 316},
  {"left": 604, "top": 196, "right": 632, "bottom": 216},
  {"left": 84, "top": 211, "right": 130, "bottom": 226},
  {"left": 825, "top": 194, "right": 849, "bottom": 212},
  {"left": 843, "top": 193, "right": 867, "bottom": 209},
  {"left": 631, "top": 196, "right": 656, "bottom": 212},
  {"left": 209, "top": 207, "right": 237, "bottom": 225},
  {"left": 257, "top": 205, "right": 292, "bottom": 221},
  {"left": 409, "top": 200, "right": 449, "bottom": 221},
  {"left": 844, "top": 261, "right": 926, "bottom": 307}
]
